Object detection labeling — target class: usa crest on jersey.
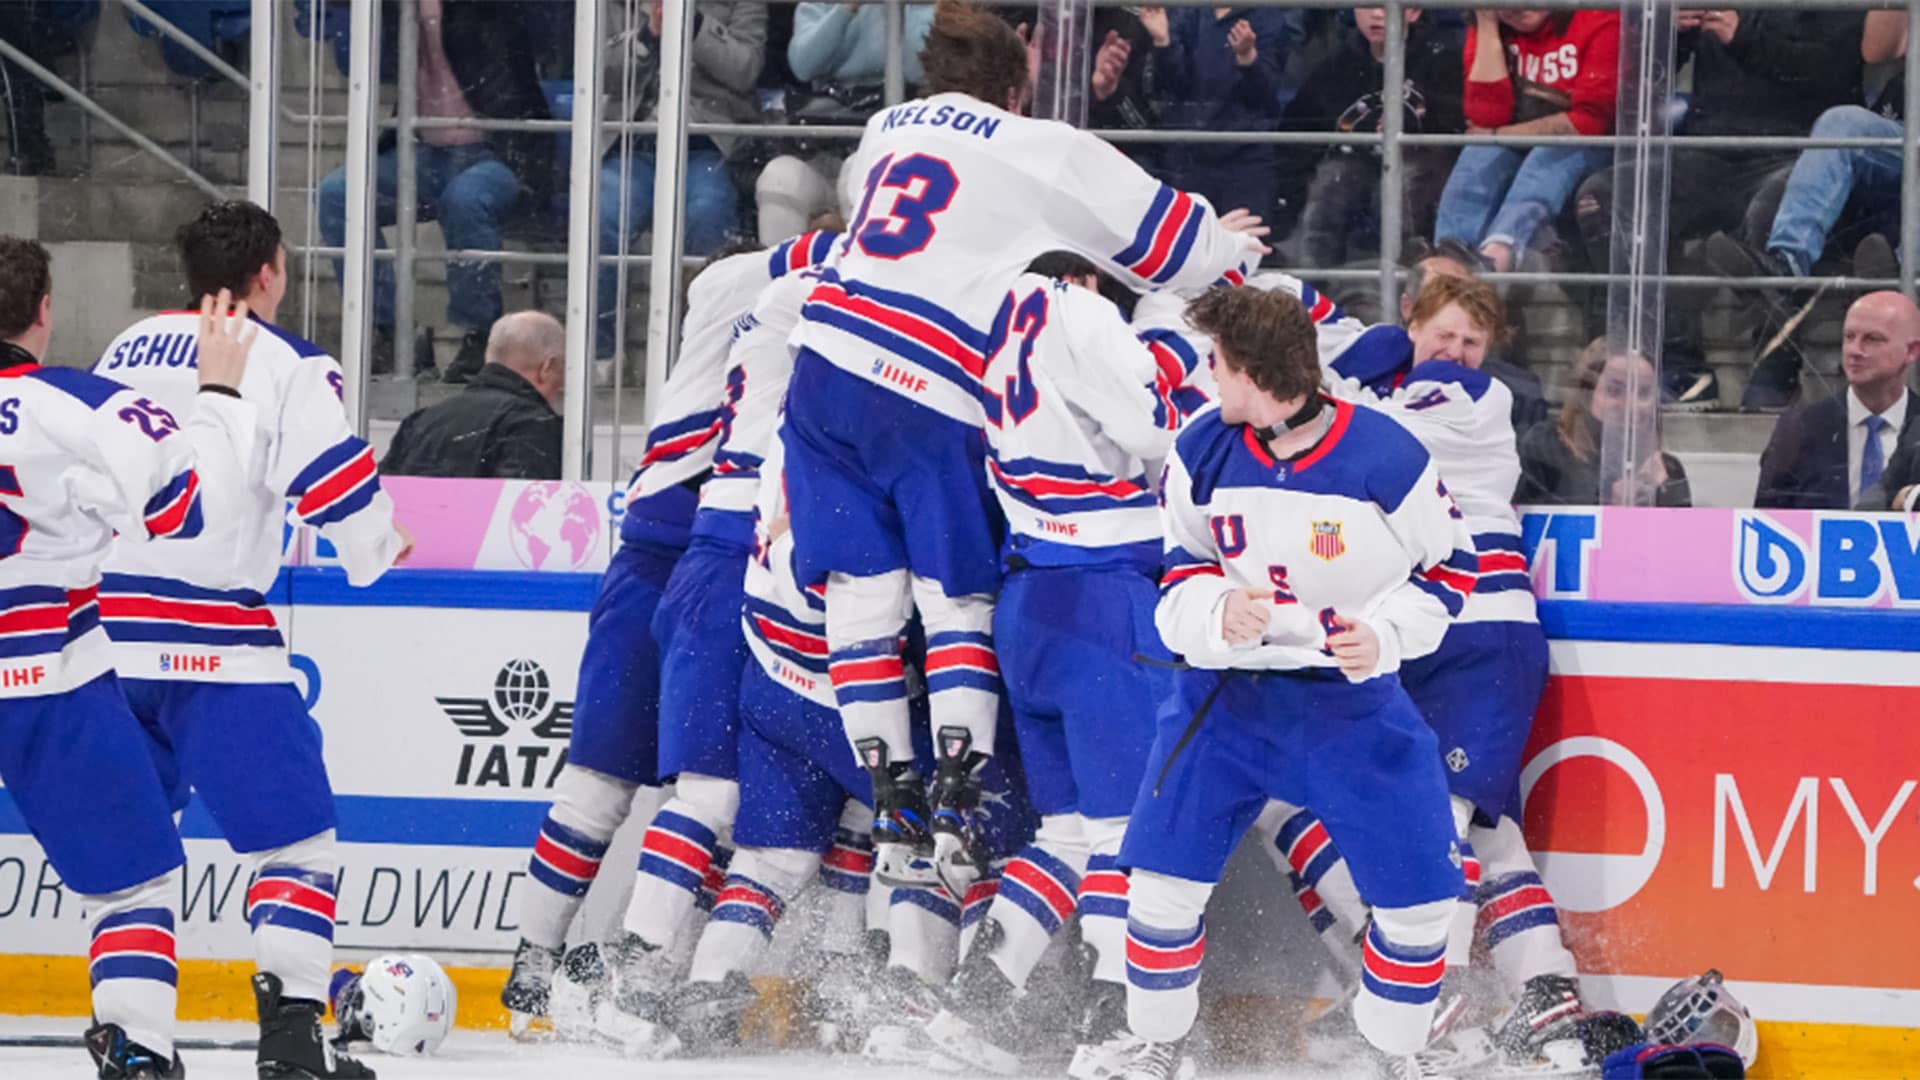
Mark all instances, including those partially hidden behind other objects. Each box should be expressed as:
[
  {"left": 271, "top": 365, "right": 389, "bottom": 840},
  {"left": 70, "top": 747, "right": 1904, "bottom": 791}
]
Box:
[{"left": 1310, "top": 520, "right": 1345, "bottom": 561}]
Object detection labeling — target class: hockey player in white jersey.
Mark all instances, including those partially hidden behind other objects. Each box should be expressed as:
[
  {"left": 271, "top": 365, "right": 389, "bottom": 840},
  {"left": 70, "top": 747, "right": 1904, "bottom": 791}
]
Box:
[
  {"left": 0, "top": 236, "right": 257, "bottom": 1080},
  {"left": 779, "top": 0, "right": 1266, "bottom": 889},
  {"left": 95, "top": 202, "right": 408, "bottom": 1079},
  {"left": 594, "top": 236, "right": 852, "bottom": 1055},
  {"left": 1085, "top": 286, "right": 1479, "bottom": 1080},
  {"left": 1250, "top": 272, "right": 1595, "bottom": 1072},
  {"left": 503, "top": 230, "right": 839, "bottom": 1035},
  {"left": 922, "top": 253, "right": 1196, "bottom": 1074}
]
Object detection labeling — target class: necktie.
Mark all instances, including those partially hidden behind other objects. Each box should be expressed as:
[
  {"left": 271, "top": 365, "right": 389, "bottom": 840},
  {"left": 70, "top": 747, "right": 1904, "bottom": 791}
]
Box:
[{"left": 1861, "top": 414, "right": 1889, "bottom": 497}]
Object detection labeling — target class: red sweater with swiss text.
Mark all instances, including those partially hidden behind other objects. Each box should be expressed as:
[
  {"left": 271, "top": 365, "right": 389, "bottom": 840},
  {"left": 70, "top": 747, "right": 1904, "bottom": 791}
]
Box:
[{"left": 1463, "top": 11, "right": 1620, "bottom": 135}]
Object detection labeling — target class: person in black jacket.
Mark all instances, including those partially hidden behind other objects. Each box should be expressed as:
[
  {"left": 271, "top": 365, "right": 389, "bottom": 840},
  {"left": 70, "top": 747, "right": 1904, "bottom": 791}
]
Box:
[
  {"left": 380, "top": 310, "right": 565, "bottom": 480},
  {"left": 1278, "top": 8, "right": 1463, "bottom": 268},
  {"left": 1518, "top": 340, "right": 1692, "bottom": 507},
  {"left": 317, "top": 0, "right": 554, "bottom": 384},
  {"left": 1573, "top": 6, "right": 1865, "bottom": 408},
  {"left": 1755, "top": 291, "right": 1918, "bottom": 509}
]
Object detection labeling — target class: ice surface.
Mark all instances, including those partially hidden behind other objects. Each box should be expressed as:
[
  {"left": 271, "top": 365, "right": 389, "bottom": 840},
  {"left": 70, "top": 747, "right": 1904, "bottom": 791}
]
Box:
[{"left": 0, "top": 1016, "right": 1364, "bottom": 1080}]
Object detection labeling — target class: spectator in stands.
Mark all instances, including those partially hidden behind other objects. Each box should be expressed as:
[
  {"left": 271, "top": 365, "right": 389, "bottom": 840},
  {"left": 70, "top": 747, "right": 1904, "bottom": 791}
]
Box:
[
  {"left": 1704, "top": 10, "right": 1908, "bottom": 407},
  {"left": 1574, "top": 6, "right": 1866, "bottom": 409},
  {"left": 0, "top": 2, "right": 79, "bottom": 176},
  {"left": 1140, "top": 4, "right": 1301, "bottom": 221},
  {"left": 1405, "top": 247, "right": 1548, "bottom": 435},
  {"left": 1755, "top": 291, "right": 1919, "bottom": 509},
  {"left": 317, "top": 0, "right": 552, "bottom": 384},
  {"left": 599, "top": 2, "right": 766, "bottom": 380},
  {"left": 1278, "top": 7, "right": 1464, "bottom": 269},
  {"left": 1433, "top": 9, "right": 1619, "bottom": 274},
  {"left": 1518, "top": 340, "right": 1692, "bottom": 506},
  {"left": 379, "top": 310, "right": 565, "bottom": 480},
  {"left": 755, "top": 2, "right": 933, "bottom": 245},
  {"left": 1088, "top": 9, "right": 1157, "bottom": 145}
]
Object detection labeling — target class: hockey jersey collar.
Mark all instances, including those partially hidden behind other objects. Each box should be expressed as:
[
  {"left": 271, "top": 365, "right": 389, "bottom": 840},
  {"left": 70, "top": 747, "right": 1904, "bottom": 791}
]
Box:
[
  {"left": 0, "top": 341, "right": 39, "bottom": 375},
  {"left": 1239, "top": 395, "right": 1353, "bottom": 473}
]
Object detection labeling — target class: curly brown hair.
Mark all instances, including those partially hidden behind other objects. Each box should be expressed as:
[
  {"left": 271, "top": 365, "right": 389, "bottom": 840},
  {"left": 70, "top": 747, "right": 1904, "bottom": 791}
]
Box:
[
  {"left": 1185, "top": 286, "right": 1321, "bottom": 404},
  {"left": 919, "top": 1, "right": 1029, "bottom": 109}
]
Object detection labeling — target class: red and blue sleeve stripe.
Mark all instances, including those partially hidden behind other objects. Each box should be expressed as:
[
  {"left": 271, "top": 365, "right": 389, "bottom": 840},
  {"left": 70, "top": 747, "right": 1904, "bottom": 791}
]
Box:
[
  {"left": 142, "top": 469, "right": 204, "bottom": 539},
  {"left": 768, "top": 230, "right": 842, "bottom": 277},
  {"left": 639, "top": 408, "right": 726, "bottom": 468},
  {"left": 1114, "top": 185, "right": 1207, "bottom": 285},
  {"left": 1160, "top": 546, "right": 1224, "bottom": 596},
  {"left": 288, "top": 437, "right": 381, "bottom": 528},
  {"left": 1410, "top": 549, "right": 1479, "bottom": 617}
]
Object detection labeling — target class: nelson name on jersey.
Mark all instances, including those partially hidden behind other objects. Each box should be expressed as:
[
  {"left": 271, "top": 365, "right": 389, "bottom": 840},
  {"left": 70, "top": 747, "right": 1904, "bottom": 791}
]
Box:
[{"left": 879, "top": 100, "right": 1004, "bottom": 139}]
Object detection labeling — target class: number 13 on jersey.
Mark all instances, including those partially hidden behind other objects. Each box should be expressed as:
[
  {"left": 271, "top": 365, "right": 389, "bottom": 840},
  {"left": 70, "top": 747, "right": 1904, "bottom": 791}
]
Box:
[{"left": 843, "top": 152, "right": 959, "bottom": 260}]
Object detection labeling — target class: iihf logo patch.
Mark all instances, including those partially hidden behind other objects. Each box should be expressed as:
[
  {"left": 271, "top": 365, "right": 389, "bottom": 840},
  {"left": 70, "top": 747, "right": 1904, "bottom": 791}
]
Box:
[
  {"left": 1446, "top": 747, "right": 1470, "bottom": 773},
  {"left": 159, "top": 654, "right": 171, "bottom": 672},
  {"left": 1310, "top": 520, "right": 1345, "bottom": 561}
]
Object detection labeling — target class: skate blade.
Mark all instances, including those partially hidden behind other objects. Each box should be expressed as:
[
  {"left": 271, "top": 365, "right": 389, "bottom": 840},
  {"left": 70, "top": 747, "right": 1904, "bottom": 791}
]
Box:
[
  {"left": 591, "top": 1001, "right": 683, "bottom": 1060},
  {"left": 508, "top": 1011, "right": 555, "bottom": 1042},
  {"left": 1487, "top": 1038, "right": 1593, "bottom": 1077},
  {"left": 1068, "top": 1037, "right": 1138, "bottom": 1080},
  {"left": 863, "top": 1023, "right": 940, "bottom": 1066},
  {"left": 924, "top": 1010, "right": 1022, "bottom": 1077}
]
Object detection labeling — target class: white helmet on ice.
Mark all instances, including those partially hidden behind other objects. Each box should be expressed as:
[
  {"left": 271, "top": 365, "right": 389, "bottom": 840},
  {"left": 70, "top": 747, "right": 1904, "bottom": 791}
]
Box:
[
  {"left": 1642, "top": 969, "right": 1759, "bottom": 1068},
  {"left": 355, "top": 953, "right": 457, "bottom": 1056}
]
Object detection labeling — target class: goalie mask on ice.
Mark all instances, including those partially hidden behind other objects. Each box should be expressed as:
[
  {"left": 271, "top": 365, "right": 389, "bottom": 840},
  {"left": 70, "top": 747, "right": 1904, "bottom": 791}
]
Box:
[
  {"left": 1641, "top": 969, "right": 1758, "bottom": 1068},
  {"left": 330, "top": 953, "right": 458, "bottom": 1056}
]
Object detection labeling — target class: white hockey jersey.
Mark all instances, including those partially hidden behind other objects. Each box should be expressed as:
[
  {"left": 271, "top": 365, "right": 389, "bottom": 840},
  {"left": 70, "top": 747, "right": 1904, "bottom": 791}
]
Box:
[
  {"left": 1326, "top": 360, "right": 1533, "bottom": 624},
  {"left": 97, "top": 312, "right": 403, "bottom": 682},
  {"left": 1156, "top": 401, "right": 1478, "bottom": 679},
  {"left": 1255, "top": 273, "right": 1534, "bottom": 623},
  {"left": 0, "top": 353, "right": 255, "bottom": 698},
  {"left": 981, "top": 275, "right": 1176, "bottom": 569},
  {"left": 739, "top": 436, "right": 834, "bottom": 708},
  {"left": 791, "top": 93, "right": 1260, "bottom": 425},
  {"left": 621, "top": 230, "right": 839, "bottom": 550},
  {"left": 694, "top": 268, "right": 816, "bottom": 551}
]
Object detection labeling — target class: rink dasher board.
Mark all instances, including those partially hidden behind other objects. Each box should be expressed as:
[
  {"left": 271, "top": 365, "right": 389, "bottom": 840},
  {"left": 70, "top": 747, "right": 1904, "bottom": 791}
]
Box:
[{"left": 0, "top": 565, "right": 1914, "bottom": 1071}]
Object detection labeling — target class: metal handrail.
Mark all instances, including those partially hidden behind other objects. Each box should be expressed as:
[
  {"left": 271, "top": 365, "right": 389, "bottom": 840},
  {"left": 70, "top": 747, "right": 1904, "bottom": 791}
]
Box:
[{"left": 0, "top": 37, "right": 229, "bottom": 199}]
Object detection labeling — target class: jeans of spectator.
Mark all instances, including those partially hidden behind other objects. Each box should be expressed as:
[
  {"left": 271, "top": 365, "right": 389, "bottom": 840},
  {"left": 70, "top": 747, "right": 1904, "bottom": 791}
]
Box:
[
  {"left": 595, "top": 147, "right": 738, "bottom": 358},
  {"left": 316, "top": 143, "right": 522, "bottom": 332},
  {"left": 1298, "top": 150, "right": 1454, "bottom": 269},
  {"left": 1770, "top": 106, "right": 1903, "bottom": 277},
  {"left": 1437, "top": 145, "right": 1610, "bottom": 256}
]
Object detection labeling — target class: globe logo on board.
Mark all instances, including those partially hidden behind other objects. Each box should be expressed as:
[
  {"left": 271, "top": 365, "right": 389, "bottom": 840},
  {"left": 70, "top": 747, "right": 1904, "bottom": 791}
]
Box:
[
  {"left": 1519, "top": 736, "right": 1666, "bottom": 913},
  {"left": 507, "top": 482, "right": 601, "bottom": 571},
  {"left": 492, "top": 658, "right": 551, "bottom": 724}
]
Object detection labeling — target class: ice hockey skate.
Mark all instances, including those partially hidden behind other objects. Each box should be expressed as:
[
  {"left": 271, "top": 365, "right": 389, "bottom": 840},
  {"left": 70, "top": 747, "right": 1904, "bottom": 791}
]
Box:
[
  {"left": 591, "top": 933, "right": 684, "bottom": 1059},
  {"left": 254, "top": 972, "right": 376, "bottom": 1079},
  {"left": 84, "top": 1022, "right": 184, "bottom": 1080},
  {"left": 501, "top": 939, "right": 561, "bottom": 1040}
]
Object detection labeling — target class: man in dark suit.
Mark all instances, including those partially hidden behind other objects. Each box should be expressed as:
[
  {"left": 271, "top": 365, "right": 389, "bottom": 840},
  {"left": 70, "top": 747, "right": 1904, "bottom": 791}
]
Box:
[{"left": 1755, "top": 291, "right": 1920, "bottom": 509}]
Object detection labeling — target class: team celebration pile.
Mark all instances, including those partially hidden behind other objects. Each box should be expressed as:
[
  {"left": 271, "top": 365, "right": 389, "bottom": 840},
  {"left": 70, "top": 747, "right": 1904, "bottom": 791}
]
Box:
[{"left": 0, "top": 3, "right": 1764, "bottom": 1080}]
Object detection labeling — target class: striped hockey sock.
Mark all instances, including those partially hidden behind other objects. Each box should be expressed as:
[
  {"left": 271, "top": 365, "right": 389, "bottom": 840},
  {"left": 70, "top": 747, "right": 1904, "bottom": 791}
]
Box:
[
  {"left": 1125, "top": 917, "right": 1206, "bottom": 1043},
  {"left": 522, "top": 815, "right": 611, "bottom": 950},
  {"left": 1079, "top": 854, "right": 1130, "bottom": 985},
  {"left": 987, "top": 845, "right": 1082, "bottom": 989},
  {"left": 1355, "top": 920, "right": 1448, "bottom": 1055},
  {"left": 626, "top": 806, "right": 722, "bottom": 948},
  {"left": 247, "top": 867, "right": 336, "bottom": 1001},
  {"left": 89, "top": 906, "right": 178, "bottom": 1058}
]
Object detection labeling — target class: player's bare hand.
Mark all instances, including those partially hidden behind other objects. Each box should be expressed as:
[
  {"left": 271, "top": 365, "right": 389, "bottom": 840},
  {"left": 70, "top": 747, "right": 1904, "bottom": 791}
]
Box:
[
  {"left": 1228, "top": 19, "right": 1257, "bottom": 66},
  {"left": 1091, "top": 31, "right": 1129, "bottom": 100},
  {"left": 393, "top": 523, "right": 416, "bottom": 565},
  {"left": 1139, "top": 6, "right": 1171, "bottom": 48},
  {"left": 195, "top": 289, "right": 254, "bottom": 391},
  {"left": 1220, "top": 588, "right": 1272, "bottom": 645},
  {"left": 1327, "top": 613, "right": 1380, "bottom": 678},
  {"left": 1698, "top": 9, "right": 1738, "bottom": 44},
  {"left": 1219, "top": 208, "right": 1272, "bottom": 255}
]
